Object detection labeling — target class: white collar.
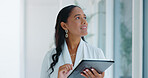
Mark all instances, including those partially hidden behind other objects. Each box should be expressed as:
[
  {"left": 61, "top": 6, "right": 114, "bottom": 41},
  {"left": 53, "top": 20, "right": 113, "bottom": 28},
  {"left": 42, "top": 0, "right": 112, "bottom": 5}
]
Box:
[{"left": 62, "top": 39, "right": 84, "bottom": 69}]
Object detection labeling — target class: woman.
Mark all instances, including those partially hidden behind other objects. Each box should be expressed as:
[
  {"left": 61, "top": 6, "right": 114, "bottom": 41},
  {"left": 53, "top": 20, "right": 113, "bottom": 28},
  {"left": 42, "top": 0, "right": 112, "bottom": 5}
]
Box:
[{"left": 40, "top": 5, "right": 105, "bottom": 78}]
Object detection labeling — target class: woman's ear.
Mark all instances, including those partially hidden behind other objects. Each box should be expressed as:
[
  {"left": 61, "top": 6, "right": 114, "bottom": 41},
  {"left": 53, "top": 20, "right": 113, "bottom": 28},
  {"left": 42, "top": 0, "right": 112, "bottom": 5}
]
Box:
[{"left": 60, "top": 22, "right": 68, "bottom": 30}]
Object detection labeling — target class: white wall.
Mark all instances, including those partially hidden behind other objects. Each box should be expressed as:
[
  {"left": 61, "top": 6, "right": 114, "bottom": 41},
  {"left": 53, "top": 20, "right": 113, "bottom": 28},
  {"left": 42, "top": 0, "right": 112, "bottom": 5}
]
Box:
[
  {"left": 0, "top": 0, "right": 21, "bottom": 78},
  {"left": 25, "top": 0, "right": 57, "bottom": 78},
  {"left": 25, "top": 0, "right": 74, "bottom": 78}
]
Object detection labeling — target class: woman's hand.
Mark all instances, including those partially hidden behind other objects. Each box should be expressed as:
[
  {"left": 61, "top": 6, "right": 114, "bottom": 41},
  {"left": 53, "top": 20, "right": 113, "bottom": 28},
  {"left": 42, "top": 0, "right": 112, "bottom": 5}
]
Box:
[
  {"left": 81, "top": 68, "right": 105, "bottom": 78},
  {"left": 58, "top": 64, "right": 73, "bottom": 78}
]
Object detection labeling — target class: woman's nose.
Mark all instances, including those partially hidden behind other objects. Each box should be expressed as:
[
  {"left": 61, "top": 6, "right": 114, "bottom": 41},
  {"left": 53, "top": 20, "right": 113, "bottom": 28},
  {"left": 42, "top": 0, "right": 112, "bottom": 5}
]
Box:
[{"left": 82, "top": 18, "right": 87, "bottom": 25}]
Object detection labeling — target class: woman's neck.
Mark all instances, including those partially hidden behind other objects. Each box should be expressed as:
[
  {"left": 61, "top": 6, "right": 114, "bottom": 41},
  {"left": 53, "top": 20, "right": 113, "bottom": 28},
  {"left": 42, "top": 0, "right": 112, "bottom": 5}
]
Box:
[
  {"left": 66, "top": 36, "right": 81, "bottom": 65},
  {"left": 66, "top": 36, "right": 81, "bottom": 51}
]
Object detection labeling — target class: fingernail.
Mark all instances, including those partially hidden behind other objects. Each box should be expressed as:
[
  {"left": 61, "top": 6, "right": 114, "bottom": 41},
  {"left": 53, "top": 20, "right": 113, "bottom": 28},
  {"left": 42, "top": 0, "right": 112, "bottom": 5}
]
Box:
[
  {"left": 86, "top": 69, "right": 89, "bottom": 71},
  {"left": 91, "top": 68, "right": 94, "bottom": 71}
]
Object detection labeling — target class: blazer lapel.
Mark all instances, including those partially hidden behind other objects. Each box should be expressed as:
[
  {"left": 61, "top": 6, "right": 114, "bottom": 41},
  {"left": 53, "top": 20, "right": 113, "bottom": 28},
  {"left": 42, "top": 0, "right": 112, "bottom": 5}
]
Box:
[
  {"left": 62, "top": 41, "right": 72, "bottom": 64},
  {"left": 62, "top": 39, "right": 84, "bottom": 69},
  {"left": 73, "top": 39, "right": 84, "bottom": 69}
]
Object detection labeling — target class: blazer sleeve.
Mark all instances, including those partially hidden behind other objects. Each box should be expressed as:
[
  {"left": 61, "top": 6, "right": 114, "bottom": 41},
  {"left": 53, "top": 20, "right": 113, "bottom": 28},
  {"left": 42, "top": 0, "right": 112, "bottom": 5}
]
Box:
[
  {"left": 98, "top": 48, "right": 106, "bottom": 59},
  {"left": 96, "top": 48, "right": 110, "bottom": 78},
  {"left": 40, "top": 54, "right": 49, "bottom": 78},
  {"left": 40, "top": 49, "right": 55, "bottom": 78},
  {"left": 93, "top": 48, "right": 106, "bottom": 59}
]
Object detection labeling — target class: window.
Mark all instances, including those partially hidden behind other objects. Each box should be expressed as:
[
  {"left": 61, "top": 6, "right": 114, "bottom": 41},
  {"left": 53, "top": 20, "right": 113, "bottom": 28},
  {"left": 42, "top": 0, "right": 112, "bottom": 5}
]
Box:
[
  {"left": 114, "top": 0, "right": 132, "bottom": 78},
  {"left": 143, "top": 0, "right": 148, "bottom": 78},
  {"left": 98, "top": 0, "right": 106, "bottom": 55}
]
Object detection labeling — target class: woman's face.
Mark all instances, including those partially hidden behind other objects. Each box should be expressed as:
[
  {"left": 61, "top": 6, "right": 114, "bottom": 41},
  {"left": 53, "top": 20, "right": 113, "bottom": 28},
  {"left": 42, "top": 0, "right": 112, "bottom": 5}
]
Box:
[{"left": 65, "top": 7, "right": 88, "bottom": 38}]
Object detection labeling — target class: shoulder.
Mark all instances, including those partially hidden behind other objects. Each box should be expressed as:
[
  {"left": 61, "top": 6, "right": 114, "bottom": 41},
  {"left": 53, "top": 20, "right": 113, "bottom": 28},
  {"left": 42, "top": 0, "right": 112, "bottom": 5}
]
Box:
[
  {"left": 84, "top": 42, "right": 102, "bottom": 52},
  {"left": 42, "top": 48, "right": 56, "bottom": 63},
  {"left": 83, "top": 42, "right": 105, "bottom": 59},
  {"left": 40, "top": 48, "right": 56, "bottom": 78},
  {"left": 45, "top": 48, "right": 56, "bottom": 59},
  {"left": 43, "top": 48, "right": 56, "bottom": 64}
]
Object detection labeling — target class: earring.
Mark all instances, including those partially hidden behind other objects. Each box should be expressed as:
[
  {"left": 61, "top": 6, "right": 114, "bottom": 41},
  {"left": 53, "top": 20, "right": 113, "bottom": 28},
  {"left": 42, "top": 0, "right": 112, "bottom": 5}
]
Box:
[{"left": 65, "top": 30, "right": 68, "bottom": 38}]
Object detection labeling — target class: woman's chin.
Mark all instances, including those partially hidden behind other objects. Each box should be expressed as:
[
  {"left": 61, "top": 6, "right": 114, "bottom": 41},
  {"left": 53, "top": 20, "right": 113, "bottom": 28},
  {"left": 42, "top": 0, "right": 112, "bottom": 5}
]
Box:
[{"left": 81, "top": 32, "right": 88, "bottom": 36}]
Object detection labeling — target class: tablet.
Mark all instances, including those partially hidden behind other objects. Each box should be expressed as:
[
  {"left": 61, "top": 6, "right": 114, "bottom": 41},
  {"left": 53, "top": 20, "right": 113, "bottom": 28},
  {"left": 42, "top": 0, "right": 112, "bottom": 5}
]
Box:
[{"left": 68, "top": 59, "right": 114, "bottom": 78}]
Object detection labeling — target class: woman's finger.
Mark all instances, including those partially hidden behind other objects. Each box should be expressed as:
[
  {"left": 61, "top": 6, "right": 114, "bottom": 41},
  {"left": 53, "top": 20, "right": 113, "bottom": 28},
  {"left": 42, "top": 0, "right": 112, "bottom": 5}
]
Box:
[
  {"left": 67, "top": 64, "right": 72, "bottom": 70},
  {"left": 70, "top": 64, "right": 73, "bottom": 70},
  {"left": 85, "top": 69, "right": 95, "bottom": 78},
  {"left": 83, "top": 70, "right": 89, "bottom": 77},
  {"left": 65, "top": 64, "right": 72, "bottom": 73},
  {"left": 65, "top": 64, "right": 72, "bottom": 69},
  {"left": 65, "top": 65, "right": 69, "bottom": 70},
  {"left": 91, "top": 68, "right": 105, "bottom": 77},
  {"left": 59, "top": 64, "right": 72, "bottom": 73},
  {"left": 101, "top": 72, "right": 105, "bottom": 77},
  {"left": 59, "top": 67, "right": 67, "bottom": 74},
  {"left": 60, "top": 64, "right": 70, "bottom": 69},
  {"left": 81, "top": 73, "right": 88, "bottom": 78},
  {"left": 91, "top": 68, "right": 99, "bottom": 76}
]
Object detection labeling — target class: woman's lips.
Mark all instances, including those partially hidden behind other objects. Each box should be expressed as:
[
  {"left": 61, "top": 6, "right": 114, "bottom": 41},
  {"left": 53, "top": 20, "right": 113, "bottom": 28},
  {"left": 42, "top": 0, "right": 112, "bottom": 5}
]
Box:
[{"left": 81, "top": 26, "right": 87, "bottom": 30}]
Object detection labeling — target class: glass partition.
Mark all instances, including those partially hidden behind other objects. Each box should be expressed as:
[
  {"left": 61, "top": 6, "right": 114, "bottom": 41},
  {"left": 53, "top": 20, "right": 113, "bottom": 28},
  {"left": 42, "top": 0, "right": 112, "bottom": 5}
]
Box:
[
  {"left": 143, "top": 0, "right": 148, "bottom": 78},
  {"left": 114, "top": 0, "right": 132, "bottom": 78}
]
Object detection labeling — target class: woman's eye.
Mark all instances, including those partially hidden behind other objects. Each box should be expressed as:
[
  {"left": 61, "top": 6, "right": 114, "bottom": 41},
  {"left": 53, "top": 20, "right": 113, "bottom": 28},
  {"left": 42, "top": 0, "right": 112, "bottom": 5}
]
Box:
[
  {"left": 84, "top": 17, "right": 87, "bottom": 19},
  {"left": 76, "top": 17, "right": 80, "bottom": 19}
]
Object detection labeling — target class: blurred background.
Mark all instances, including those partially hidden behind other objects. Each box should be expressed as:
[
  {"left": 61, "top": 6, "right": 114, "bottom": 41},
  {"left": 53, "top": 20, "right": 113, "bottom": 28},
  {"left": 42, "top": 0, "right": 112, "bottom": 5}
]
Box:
[{"left": 0, "top": 0, "right": 147, "bottom": 78}]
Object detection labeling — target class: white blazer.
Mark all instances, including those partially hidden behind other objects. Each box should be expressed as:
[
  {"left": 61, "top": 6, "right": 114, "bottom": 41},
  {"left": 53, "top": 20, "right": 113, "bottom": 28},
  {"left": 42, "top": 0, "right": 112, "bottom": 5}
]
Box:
[{"left": 40, "top": 39, "right": 105, "bottom": 78}]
